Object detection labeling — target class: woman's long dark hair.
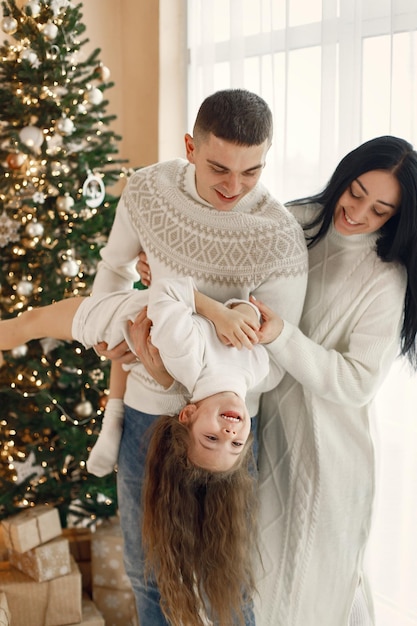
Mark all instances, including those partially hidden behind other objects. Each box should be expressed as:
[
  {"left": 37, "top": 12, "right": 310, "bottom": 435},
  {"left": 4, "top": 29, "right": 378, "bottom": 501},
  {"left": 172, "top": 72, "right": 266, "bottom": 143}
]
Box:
[{"left": 288, "top": 136, "right": 417, "bottom": 367}]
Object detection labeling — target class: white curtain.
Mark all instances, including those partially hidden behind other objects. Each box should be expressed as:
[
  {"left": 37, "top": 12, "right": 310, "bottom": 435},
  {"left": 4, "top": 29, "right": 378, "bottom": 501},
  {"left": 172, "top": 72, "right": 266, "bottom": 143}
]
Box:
[{"left": 187, "top": 1, "right": 417, "bottom": 623}]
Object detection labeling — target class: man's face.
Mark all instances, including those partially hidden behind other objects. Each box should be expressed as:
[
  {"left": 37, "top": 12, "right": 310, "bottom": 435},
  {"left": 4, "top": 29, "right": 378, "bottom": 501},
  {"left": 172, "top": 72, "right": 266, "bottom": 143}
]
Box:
[{"left": 185, "top": 132, "right": 270, "bottom": 211}]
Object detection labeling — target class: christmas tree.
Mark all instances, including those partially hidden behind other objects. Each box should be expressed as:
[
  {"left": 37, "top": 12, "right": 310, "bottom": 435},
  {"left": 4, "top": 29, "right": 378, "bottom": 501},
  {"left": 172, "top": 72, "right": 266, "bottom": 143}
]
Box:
[{"left": 0, "top": 0, "right": 129, "bottom": 527}]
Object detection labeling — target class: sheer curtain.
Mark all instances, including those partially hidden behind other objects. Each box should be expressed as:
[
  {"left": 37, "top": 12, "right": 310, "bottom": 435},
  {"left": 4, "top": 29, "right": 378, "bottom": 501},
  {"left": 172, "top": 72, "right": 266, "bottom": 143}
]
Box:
[{"left": 187, "top": 1, "right": 417, "bottom": 623}]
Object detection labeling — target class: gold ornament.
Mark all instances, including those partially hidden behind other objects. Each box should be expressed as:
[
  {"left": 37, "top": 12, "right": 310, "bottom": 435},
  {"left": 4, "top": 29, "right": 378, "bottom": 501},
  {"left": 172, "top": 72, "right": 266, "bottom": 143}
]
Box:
[
  {"left": 74, "top": 400, "right": 94, "bottom": 418},
  {"left": 1, "top": 16, "right": 18, "bottom": 35},
  {"left": 7, "top": 152, "right": 27, "bottom": 169},
  {"left": 56, "top": 194, "right": 75, "bottom": 212}
]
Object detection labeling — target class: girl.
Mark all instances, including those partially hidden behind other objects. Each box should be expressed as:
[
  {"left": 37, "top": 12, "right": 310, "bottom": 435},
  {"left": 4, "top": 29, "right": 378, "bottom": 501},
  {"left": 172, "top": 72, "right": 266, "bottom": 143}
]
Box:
[{"left": 0, "top": 276, "right": 283, "bottom": 626}]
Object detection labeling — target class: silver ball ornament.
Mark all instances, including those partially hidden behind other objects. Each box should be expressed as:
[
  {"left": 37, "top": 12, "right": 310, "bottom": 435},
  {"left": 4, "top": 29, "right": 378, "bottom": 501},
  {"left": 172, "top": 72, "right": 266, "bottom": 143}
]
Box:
[
  {"left": 11, "top": 344, "right": 29, "bottom": 358},
  {"left": 61, "top": 259, "right": 79, "bottom": 277}
]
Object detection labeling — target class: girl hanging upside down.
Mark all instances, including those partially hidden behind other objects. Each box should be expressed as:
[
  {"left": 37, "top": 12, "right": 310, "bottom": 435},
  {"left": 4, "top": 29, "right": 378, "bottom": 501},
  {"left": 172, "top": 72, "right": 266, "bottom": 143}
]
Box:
[{"left": 0, "top": 276, "right": 284, "bottom": 626}]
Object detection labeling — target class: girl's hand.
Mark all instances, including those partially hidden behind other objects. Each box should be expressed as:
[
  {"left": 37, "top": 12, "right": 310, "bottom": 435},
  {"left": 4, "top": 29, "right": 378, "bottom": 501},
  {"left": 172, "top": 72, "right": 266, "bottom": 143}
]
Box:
[
  {"left": 137, "top": 251, "right": 151, "bottom": 287},
  {"left": 194, "top": 290, "right": 260, "bottom": 349},
  {"left": 249, "top": 296, "right": 284, "bottom": 344},
  {"left": 212, "top": 303, "right": 260, "bottom": 350}
]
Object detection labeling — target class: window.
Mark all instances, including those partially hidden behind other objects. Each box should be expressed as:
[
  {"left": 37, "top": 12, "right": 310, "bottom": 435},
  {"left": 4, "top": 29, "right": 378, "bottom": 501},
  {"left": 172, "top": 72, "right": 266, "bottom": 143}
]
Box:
[{"left": 187, "top": 0, "right": 417, "bottom": 200}]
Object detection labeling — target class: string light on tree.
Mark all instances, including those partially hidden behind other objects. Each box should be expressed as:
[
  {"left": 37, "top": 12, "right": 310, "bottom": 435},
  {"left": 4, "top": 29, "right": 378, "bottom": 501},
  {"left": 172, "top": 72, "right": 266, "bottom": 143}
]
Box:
[{"left": 0, "top": 0, "right": 129, "bottom": 526}]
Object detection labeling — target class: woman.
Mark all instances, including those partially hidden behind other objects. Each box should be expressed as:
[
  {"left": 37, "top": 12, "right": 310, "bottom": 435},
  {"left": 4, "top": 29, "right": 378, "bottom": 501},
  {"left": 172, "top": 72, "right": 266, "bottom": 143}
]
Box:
[{"left": 252, "top": 135, "right": 417, "bottom": 625}]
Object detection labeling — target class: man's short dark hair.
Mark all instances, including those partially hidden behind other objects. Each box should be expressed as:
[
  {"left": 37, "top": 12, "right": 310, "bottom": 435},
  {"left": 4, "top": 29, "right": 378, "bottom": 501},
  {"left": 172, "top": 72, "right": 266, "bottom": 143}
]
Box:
[{"left": 193, "top": 89, "right": 273, "bottom": 146}]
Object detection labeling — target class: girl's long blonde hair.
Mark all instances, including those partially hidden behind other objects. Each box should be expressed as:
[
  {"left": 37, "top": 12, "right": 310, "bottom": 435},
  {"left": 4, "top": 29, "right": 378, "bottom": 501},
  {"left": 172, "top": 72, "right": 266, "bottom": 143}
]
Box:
[{"left": 142, "top": 414, "right": 258, "bottom": 626}]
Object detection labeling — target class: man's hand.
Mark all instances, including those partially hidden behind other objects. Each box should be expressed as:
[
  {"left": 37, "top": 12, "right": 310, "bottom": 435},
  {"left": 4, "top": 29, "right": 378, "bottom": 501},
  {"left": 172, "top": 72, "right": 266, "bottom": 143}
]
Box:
[
  {"left": 129, "top": 308, "right": 173, "bottom": 388},
  {"left": 136, "top": 251, "right": 151, "bottom": 287}
]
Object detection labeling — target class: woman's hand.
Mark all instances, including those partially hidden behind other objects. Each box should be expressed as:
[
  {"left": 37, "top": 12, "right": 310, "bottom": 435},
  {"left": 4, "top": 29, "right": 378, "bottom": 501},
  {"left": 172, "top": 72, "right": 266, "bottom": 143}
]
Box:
[
  {"left": 137, "top": 251, "right": 151, "bottom": 287},
  {"left": 250, "top": 296, "right": 284, "bottom": 344}
]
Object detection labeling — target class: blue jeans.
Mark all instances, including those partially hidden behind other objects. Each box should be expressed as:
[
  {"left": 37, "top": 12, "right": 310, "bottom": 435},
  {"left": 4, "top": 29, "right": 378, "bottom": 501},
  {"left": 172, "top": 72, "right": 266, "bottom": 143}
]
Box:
[{"left": 117, "top": 404, "right": 257, "bottom": 625}]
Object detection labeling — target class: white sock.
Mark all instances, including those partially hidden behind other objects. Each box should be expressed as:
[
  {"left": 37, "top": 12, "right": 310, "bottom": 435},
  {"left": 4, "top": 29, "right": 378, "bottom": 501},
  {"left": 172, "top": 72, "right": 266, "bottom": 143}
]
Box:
[{"left": 87, "top": 399, "right": 124, "bottom": 477}]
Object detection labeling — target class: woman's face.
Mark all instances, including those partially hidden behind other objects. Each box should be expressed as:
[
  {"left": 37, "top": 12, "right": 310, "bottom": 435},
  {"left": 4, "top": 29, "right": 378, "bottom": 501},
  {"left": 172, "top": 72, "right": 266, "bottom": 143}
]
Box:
[{"left": 333, "top": 169, "right": 401, "bottom": 236}]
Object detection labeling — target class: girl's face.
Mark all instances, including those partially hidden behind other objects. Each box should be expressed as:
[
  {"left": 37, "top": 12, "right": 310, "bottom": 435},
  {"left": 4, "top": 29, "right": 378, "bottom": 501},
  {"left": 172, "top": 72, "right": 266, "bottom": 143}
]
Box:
[
  {"left": 333, "top": 170, "right": 401, "bottom": 236},
  {"left": 179, "top": 391, "right": 251, "bottom": 472}
]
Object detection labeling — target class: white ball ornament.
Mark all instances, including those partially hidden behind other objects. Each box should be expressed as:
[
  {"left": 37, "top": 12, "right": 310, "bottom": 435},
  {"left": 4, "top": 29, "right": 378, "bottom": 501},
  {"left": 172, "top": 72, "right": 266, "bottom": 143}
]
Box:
[
  {"left": 19, "top": 125, "right": 44, "bottom": 149},
  {"left": 42, "top": 22, "right": 58, "bottom": 41},
  {"left": 20, "top": 48, "right": 39, "bottom": 66},
  {"left": 61, "top": 259, "right": 79, "bottom": 277},
  {"left": 56, "top": 116, "right": 75, "bottom": 136},
  {"left": 56, "top": 194, "right": 75, "bottom": 212},
  {"left": 85, "top": 87, "right": 103, "bottom": 106},
  {"left": 11, "top": 344, "right": 29, "bottom": 358},
  {"left": 97, "top": 64, "right": 111, "bottom": 82},
  {"left": 16, "top": 279, "right": 34, "bottom": 297},
  {"left": 25, "top": 220, "right": 44, "bottom": 238},
  {"left": 2, "top": 16, "right": 18, "bottom": 35},
  {"left": 25, "top": 0, "right": 41, "bottom": 17}
]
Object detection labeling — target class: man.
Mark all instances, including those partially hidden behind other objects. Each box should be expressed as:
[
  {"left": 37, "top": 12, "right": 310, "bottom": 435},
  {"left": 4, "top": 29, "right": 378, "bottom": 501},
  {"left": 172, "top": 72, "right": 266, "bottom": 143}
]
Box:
[{"left": 93, "top": 89, "right": 308, "bottom": 625}]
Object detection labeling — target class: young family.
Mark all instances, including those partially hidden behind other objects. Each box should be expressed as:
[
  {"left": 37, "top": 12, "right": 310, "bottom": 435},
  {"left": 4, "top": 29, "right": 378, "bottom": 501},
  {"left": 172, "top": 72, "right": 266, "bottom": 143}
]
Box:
[{"left": 2, "top": 88, "right": 417, "bottom": 625}]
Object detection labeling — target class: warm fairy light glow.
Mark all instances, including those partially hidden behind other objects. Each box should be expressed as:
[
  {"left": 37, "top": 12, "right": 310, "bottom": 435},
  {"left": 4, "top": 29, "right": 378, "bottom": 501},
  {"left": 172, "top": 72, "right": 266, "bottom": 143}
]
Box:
[{"left": 0, "top": 0, "right": 120, "bottom": 527}]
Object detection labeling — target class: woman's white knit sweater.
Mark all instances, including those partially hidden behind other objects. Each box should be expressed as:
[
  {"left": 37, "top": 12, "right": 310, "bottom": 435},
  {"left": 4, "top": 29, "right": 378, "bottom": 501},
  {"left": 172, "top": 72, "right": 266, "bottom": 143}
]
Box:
[
  {"left": 255, "top": 203, "right": 407, "bottom": 626},
  {"left": 92, "top": 159, "right": 308, "bottom": 415}
]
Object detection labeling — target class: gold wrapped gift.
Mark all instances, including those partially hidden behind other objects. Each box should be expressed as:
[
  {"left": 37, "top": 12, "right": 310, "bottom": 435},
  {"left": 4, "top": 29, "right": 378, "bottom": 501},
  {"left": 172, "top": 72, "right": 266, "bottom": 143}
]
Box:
[
  {"left": 1, "top": 505, "right": 62, "bottom": 554},
  {"left": 0, "top": 591, "right": 11, "bottom": 626},
  {"left": 66, "top": 594, "right": 104, "bottom": 626},
  {"left": 0, "top": 557, "right": 82, "bottom": 626},
  {"left": 8, "top": 536, "right": 71, "bottom": 582}
]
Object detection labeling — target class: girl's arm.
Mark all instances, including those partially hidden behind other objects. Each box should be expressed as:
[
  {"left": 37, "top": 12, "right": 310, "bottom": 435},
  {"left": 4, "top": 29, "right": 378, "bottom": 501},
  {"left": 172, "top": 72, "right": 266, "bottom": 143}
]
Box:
[{"left": 194, "top": 290, "right": 261, "bottom": 350}]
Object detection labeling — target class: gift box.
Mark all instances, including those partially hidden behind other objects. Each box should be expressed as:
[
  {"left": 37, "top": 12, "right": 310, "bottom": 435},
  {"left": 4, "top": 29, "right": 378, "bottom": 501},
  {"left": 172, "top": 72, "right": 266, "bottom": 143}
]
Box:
[
  {"left": 0, "top": 592, "right": 11, "bottom": 626},
  {"left": 1, "top": 505, "right": 62, "bottom": 553},
  {"left": 0, "top": 556, "right": 82, "bottom": 626},
  {"left": 91, "top": 519, "right": 131, "bottom": 591},
  {"left": 66, "top": 593, "right": 104, "bottom": 626},
  {"left": 63, "top": 528, "right": 91, "bottom": 562},
  {"left": 62, "top": 527, "right": 92, "bottom": 594},
  {"left": 91, "top": 518, "right": 139, "bottom": 625},
  {"left": 93, "top": 586, "right": 138, "bottom": 626},
  {"left": 0, "top": 528, "right": 8, "bottom": 562},
  {"left": 9, "top": 536, "right": 71, "bottom": 582}
]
